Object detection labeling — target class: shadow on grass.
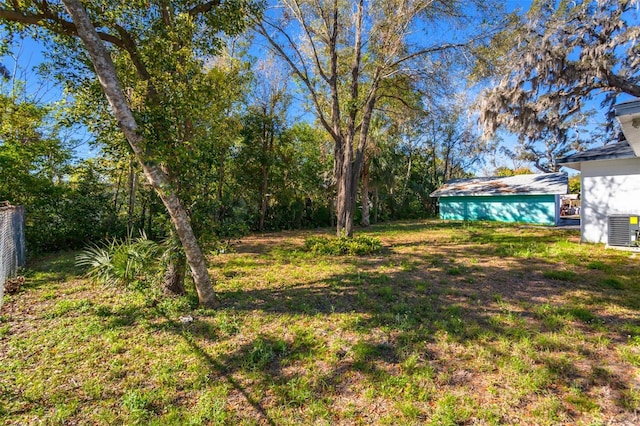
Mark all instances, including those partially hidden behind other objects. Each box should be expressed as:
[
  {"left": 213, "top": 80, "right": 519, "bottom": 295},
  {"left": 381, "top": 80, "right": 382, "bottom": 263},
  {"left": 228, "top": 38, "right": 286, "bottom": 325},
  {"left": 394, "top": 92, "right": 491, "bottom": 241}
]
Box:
[
  {"left": 180, "top": 331, "right": 277, "bottom": 426},
  {"left": 21, "top": 251, "right": 83, "bottom": 291},
  {"left": 204, "top": 230, "right": 640, "bottom": 415}
]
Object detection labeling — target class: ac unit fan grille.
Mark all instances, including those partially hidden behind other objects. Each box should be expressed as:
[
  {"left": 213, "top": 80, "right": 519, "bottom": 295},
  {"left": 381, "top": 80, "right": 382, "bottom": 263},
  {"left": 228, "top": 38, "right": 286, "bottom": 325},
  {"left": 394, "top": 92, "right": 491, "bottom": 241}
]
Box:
[{"left": 608, "top": 215, "right": 637, "bottom": 247}]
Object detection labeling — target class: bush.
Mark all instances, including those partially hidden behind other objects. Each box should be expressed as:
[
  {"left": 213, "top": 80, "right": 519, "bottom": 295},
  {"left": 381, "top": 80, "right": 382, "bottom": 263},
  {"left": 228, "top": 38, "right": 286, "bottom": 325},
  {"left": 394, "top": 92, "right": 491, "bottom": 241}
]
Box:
[
  {"left": 304, "top": 235, "right": 382, "bottom": 256},
  {"left": 76, "top": 233, "right": 161, "bottom": 287}
]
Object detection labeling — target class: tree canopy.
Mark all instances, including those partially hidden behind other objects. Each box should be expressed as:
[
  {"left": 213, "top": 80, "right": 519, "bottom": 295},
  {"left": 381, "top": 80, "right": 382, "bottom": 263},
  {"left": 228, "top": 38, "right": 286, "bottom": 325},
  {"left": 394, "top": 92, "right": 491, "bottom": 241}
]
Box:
[
  {"left": 0, "top": 0, "right": 260, "bottom": 306},
  {"left": 477, "top": 0, "right": 640, "bottom": 167}
]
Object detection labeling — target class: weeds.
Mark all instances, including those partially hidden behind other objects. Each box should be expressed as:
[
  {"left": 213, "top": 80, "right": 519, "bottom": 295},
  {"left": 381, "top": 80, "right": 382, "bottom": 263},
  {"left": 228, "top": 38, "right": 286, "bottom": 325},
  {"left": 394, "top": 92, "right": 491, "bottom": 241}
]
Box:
[
  {"left": 304, "top": 235, "right": 382, "bottom": 255},
  {"left": 598, "top": 277, "right": 624, "bottom": 289}
]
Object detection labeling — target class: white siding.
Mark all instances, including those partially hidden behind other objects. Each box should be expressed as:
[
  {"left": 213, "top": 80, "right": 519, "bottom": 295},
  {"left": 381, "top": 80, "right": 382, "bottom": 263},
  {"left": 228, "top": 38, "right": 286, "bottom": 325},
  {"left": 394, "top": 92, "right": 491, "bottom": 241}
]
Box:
[{"left": 581, "top": 158, "right": 640, "bottom": 243}]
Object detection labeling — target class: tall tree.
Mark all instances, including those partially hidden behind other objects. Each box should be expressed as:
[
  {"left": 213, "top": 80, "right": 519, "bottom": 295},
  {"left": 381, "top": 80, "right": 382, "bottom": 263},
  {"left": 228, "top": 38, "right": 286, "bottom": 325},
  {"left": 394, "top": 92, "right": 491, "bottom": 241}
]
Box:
[
  {"left": 240, "top": 56, "right": 290, "bottom": 231},
  {"left": 477, "top": 0, "right": 640, "bottom": 158},
  {"left": 405, "top": 103, "right": 486, "bottom": 213},
  {"left": 254, "top": 0, "right": 499, "bottom": 236},
  {"left": 0, "top": 0, "right": 256, "bottom": 307}
]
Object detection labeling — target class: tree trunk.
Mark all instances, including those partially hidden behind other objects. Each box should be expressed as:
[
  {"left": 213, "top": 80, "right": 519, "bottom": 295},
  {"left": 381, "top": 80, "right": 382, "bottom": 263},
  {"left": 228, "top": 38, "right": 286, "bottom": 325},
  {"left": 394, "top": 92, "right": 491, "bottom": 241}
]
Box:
[
  {"left": 217, "top": 152, "right": 226, "bottom": 223},
  {"left": 336, "top": 157, "right": 356, "bottom": 236},
  {"left": 360, "top": 159, "right": 370, "bottom": 227},
  {"left": 127, "top": 157, "right": 137, "bottom": 233},
  {"left": 258, "top": 121, "right": 272, "bottom": 231},
  {"left": 163, "top": 255, "right": 186, "bottom": 296},
  {"left": 62, "top": 0, "right": 216, "bottom": 308},
  {"left": 113, "top": 165, "right": 124, "bottom": 213},
  {"left": 400, "top": 150, "right": 412, "bottom": 208},
  {"left": 329, "top": 194, "right": 335, "bottom": 228},
  {"left": 334, "top": 139, "right": 348, "bottom": 236},
  {"left": 373, "top": 187, "right": 379, "bottom": 224},
  {"left": 259, "top": 178, "right": 268, "bottom": 231},
  {"left": 335, "top": 158, "right": 363, "bottom": 237}
]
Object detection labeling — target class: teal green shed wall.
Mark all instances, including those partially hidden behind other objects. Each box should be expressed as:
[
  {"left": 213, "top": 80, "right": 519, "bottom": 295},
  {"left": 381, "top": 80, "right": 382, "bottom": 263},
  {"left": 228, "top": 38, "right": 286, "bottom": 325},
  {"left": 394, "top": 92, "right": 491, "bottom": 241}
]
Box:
[{"left": 439, "top": 195, "right": 557, "bottom": 225}]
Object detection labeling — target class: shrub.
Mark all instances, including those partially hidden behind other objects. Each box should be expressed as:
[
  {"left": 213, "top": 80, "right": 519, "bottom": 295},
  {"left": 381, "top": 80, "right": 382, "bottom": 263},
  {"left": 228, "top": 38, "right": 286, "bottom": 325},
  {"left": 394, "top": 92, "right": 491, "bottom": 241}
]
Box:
[
  {"left": 76, "top": 233, "right": 161, "bottom": 287},
  {"left": 304, "top": 235, "right": 382, "bottom": 255}
]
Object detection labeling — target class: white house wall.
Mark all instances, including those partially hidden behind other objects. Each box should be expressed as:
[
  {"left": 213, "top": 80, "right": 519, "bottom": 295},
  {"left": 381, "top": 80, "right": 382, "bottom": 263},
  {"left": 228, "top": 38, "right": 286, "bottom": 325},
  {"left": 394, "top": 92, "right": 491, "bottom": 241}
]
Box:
[{"left": 581, "top": 157, "right": 640, "bottom": 243}]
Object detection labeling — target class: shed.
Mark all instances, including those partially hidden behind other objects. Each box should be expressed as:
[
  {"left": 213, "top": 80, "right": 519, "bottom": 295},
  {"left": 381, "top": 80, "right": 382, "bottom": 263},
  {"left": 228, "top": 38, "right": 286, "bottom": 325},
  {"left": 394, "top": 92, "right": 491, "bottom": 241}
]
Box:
[
  {"left": 430, "top": 173, "right": 569, "bottom": 225},
  {"left": 558, "top": 98, "right": 640, "bottom": 244}
]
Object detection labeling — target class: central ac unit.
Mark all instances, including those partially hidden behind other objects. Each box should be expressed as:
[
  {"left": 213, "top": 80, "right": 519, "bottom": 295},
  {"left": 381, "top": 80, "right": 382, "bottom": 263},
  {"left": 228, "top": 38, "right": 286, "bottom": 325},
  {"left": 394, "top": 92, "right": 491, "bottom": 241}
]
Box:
[{"left": 608, "top": 215, "right": 640, "bottom": 247}]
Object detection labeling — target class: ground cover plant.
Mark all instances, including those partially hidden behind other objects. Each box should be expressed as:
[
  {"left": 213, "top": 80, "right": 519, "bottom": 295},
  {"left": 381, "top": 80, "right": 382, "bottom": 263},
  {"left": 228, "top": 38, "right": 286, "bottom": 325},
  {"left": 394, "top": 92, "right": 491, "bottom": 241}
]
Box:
[{"left": 2, "top": 220, "right": 640, "bottom": 424}]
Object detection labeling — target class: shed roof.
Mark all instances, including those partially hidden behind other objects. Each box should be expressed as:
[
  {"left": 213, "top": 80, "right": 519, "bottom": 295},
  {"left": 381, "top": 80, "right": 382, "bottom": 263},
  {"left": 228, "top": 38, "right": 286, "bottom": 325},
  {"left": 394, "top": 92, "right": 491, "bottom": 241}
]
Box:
[
  {"left": 430, "top": 173, "right": 568, "bottom": 198},
  {"left": 557, "top": 140, "right": 637, "bottom": 170}
]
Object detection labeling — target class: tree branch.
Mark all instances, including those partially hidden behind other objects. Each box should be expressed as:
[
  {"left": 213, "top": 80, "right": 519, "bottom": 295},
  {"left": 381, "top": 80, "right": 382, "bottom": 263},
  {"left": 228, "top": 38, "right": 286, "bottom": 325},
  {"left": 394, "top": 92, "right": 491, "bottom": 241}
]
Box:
[
  {"left": 289, "top": 0, "right": 330, "bottom": 84},
  {"left": 0, "top": 8, "right": 125, "bottom": 48},
  {"left": 188, "top": 0, "right": 222, "bottom": 17},
  {"left": 388, "top": 41, "right": 469, "bottom": 70},
  {"left": 0, "top": 4, "right": 158, "bottom": 93},
  {"left": 254, "top": 20, "right": 337, "bottom": 141}
]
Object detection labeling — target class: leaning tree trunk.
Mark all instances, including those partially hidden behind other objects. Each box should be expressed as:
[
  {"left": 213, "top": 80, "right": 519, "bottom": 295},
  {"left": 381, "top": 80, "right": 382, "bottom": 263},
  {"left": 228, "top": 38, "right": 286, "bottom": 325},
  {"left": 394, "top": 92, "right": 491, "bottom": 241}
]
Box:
[{"left": 62, "top": 0, "right": 216, "bottom": 307}]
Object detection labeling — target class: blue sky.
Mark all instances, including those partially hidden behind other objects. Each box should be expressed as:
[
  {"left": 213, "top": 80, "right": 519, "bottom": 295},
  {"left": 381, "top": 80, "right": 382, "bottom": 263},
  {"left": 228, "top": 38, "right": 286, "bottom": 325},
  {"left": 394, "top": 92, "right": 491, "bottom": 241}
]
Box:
[{"left": 1, "top": 36, "right": 99, "bottom": 160}]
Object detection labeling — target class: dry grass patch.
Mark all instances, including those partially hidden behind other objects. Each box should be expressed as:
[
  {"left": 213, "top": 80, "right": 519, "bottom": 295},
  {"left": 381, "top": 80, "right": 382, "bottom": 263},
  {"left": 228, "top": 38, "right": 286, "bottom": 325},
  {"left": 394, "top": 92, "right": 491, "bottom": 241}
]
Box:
[{"left": 2, "top": 220, "right": 640, "bottom": 424}]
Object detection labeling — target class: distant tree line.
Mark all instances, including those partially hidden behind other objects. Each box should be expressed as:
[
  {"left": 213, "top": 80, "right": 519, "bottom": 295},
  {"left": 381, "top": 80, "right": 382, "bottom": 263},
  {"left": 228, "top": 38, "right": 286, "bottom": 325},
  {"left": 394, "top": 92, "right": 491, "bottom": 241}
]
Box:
[{"left": 1, "top": 72, "right": 482, "bottom": 255}]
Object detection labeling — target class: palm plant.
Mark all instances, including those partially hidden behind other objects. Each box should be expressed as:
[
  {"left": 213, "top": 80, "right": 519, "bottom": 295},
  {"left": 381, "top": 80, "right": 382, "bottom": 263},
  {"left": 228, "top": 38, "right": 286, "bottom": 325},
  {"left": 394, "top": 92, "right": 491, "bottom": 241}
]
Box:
[{"left": 76, "top": 232, "right": 161, "bottom": 287}]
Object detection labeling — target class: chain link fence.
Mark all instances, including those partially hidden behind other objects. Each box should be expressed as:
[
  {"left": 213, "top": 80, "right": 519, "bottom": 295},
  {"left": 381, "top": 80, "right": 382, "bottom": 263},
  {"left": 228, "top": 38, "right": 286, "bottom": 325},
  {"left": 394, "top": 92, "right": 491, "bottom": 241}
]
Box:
[{"left": 1, "top": 204, "right": 26, "bottom": 307}]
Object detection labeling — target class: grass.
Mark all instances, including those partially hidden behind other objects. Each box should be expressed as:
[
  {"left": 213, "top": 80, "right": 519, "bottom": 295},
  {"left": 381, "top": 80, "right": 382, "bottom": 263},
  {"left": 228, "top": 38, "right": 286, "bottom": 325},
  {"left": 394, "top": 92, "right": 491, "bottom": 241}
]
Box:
[{"left": 2, "top": 219, "right": 640, "bottom": 424}]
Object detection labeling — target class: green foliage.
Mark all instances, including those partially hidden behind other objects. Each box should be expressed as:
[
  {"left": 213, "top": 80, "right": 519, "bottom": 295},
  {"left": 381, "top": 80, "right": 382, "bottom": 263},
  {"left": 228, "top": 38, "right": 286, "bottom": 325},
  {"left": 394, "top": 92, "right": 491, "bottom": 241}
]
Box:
[
  {"left": 2, "top": 0, "right": 262, "bottom": 259},
  {"left": 75, "top": 233, "right": 161, "bottom": 288},
  {"left": 587, "top": 260, "right": 609, "bottom": 271},
  {"left": 243, "top": 336, "right": 288, "bottom": 371},
  {"left": 494, "top": 166, "right": 533, "bottom": 176},
  {"left": 304, "top": 235, "right": 382, "bottom": 256},
  {"left": 569, "top": 175, "right": 581, "bottom": 194},
  {"left": 565, "top": 307, "right": 597, "bottom": 324},
  {"left": 235, "top": 119, "right": 333, "bottom": 231}
]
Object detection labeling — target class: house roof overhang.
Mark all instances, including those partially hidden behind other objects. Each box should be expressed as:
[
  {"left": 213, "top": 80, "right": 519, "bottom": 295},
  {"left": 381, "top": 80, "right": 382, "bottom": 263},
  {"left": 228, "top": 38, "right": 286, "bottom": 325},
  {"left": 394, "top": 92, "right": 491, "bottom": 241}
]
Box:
[
  {"left": 615, "top": 99, "right": 640, "bottom": 156},
  {"left": 557, "top": 99, "right": 640, "bottom": 170},
  {"left": 557, "top": 140, "right": 637, "bottom": 171}
]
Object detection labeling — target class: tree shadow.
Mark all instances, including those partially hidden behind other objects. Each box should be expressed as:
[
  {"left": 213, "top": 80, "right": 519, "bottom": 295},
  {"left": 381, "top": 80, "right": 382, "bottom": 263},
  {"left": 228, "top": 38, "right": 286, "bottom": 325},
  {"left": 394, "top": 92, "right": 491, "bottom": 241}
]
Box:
[
  {"left": 207, "top": 236, "right": 640, "bottom": 417},
  {"left": 22, "top": 252, "right": 79, "bottom": 284},
  {"left": 179, "top": 330, "right": 277, "bottom": 426}
]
